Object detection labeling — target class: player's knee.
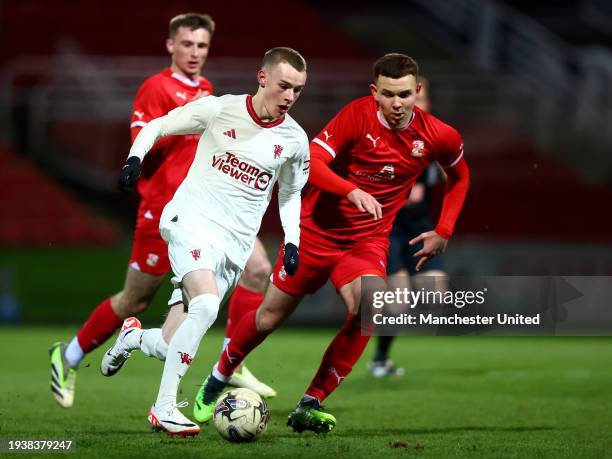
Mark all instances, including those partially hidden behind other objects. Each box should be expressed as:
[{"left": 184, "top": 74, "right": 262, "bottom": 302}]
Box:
[
  {"left": 111, "top": 292, "right": 150, "bottom": 318},
  {"left": 187, "top": 294, "right": 220, "bottom": 333},
  {"left": 255, "top": 308, "right": 282, "bottom": 334},
  {"left": 241, "top": 260, "right": 272, "bottom": 292}
]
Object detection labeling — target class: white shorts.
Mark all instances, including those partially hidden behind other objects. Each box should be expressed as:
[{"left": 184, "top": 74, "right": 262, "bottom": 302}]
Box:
[{"left": 161, "top": 209, "right": 242, "bottom": 307}]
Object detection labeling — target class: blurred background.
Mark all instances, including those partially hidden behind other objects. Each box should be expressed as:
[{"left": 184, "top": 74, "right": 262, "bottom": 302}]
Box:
[{"left": 1, "top": 0, "right": 611, "bottom": 327}]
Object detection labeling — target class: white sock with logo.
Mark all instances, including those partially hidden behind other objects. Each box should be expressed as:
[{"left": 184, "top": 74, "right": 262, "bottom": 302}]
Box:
[{"left": 155, "top": 293, "right": 220, "bottom": 410}]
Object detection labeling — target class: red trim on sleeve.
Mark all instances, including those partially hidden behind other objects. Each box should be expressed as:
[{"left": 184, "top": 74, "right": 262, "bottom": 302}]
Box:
[
  {"left": 309, "top": 142, "right": 357, "bottom": 197},
  {"left": 434, "top": 157, "right": 470, "bottom": 239}
]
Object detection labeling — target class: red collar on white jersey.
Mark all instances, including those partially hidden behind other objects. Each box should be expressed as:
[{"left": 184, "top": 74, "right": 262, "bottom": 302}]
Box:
[{"left": 246, "top": 95, "right": 285, "bottom": 128}]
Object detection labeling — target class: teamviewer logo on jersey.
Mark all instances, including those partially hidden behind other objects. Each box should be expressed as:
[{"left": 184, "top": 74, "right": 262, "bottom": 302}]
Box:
[{"left": 212, "top": 152, "right": 273, "bottom": 191}]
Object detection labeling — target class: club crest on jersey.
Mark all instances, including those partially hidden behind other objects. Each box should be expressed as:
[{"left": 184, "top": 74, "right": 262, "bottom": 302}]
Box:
[
  {"left": 178, "top": 352, "right": 193, "bottom": 365},
  {"left": 190, "top": 249, "right": 201, "bottom": 261},
  {"left": 146, "top": 253, "right": 159, "bottom": 267},
  {"left": 212, "top": 152, "right": 273, "bottom": 191},
  {"left": 274, "top": 144, "right": 283, "bottom": 159},
  {"left": 411, "top": 140, "right": 425, "bottom": 157}
]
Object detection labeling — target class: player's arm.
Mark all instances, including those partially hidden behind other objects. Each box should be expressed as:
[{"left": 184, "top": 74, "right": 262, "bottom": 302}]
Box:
[
  {"left": 309, "top": 122, "right": 382, "bottom": 220},
  {"left": 277, "top": 137, "right": 310, "bottom": 276},
  {"left": 410, "top": 133, "right": 470, "bottom": 271},
  {"left": 118, "top": 97, "right": 221, "bottom": 192}
]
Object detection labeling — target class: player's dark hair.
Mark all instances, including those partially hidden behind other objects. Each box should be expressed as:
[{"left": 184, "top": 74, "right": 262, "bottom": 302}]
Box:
[
  {"left": 169, "top": 13, "right": 215, "bottom": 39},
  {"left": 262, "top": 47, "right": 307, "bottom": 72},
  {"left": 373, "top": 53, "right": 419, "bottom": 81}
]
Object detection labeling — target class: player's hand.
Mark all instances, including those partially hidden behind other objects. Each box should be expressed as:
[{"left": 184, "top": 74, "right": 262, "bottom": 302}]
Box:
[
  {"left": 117, "top": 156, "right": 141, "bottom": 193},
  {"left": 409, "top": 230, "right": 448, "bottom": 272},
  {"left": 283, "top": 243, "right": 299, "bottom": 276},
  {"left": 347, "top": 189, "right": 383, "bottom": 220}
]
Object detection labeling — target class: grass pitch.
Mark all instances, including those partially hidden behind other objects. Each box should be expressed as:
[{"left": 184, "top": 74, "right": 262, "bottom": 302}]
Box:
[{"left": 0, "top": 327, "right": 610, "bottom": 458}]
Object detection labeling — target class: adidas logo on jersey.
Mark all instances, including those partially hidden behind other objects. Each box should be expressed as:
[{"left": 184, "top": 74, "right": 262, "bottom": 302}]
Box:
[{"left": 223, "top": 129, "right": 237, "bottom": 139}]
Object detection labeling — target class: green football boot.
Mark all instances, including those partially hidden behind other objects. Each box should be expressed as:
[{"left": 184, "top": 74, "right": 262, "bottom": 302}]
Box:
[
  {"left": 193, "top": 375, "right": 226, "bottom": 423},
  {"left": 287, "top": 397, "right": 337, "bottom": 434},
  {"left": 49, "top": 342, "right": 77, "bottom": 408}
]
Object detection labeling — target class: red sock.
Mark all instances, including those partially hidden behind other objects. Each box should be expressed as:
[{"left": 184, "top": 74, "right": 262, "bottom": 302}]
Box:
[
  {"left": 305, "top": 314, "right": 371, "bottom": 403},
  {"left": 76, "top": 298, "right": 123, "bottom": 353},
  {"left": 218, "top": 309, "right": 268, "bottom": 377},
  {"left": 225, "top": 284, "right": 264, "bottom": 338}
]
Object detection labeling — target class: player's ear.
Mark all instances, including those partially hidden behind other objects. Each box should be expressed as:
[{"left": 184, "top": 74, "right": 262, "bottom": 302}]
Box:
[
  {"left": 416, "top": 82, "right": 422, "bottom": 94},
  {"left": 369, "top": 83, "right": 378, "bottom": 100},
  {"left": 257, "top": 69, "right": 266, "bottom": 88},
  {"left": 166, "top": 38, "right": 174, "bottom": 55}
]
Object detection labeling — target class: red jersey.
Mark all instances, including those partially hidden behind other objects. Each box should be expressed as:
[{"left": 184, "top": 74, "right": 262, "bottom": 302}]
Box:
[
  {"left": 303, "top": 96, "right": 463, "bottom": 246},
  {"left": 130, "top": 68, "right": 213, "bottom": 207}
]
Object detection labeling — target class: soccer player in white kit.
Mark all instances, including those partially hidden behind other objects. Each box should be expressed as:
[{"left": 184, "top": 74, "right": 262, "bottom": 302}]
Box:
[{"left": 114, "top": 47, "right": 309, "bottom": 436}]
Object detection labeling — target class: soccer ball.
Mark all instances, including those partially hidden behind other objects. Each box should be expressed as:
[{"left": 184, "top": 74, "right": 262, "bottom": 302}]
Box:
[{"left": 213, "top": 388, "right": 269, "bottom": 442}]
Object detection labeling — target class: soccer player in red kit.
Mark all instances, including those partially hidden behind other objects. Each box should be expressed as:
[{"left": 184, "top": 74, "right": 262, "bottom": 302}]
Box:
[
  {"left": 49, "top": 13, "right": 274, "bottom": 409},
  {"left": 192, "top": 53, "right": 470, "bottom": 433}
]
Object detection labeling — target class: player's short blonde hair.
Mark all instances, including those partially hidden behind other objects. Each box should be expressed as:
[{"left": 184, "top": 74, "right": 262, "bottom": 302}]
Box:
[
  {"left": 169, "top": 13, "right": 215, "bottom": 39},
  {"left": 262, "top": 47, "right": 307, "bottom": 72}
]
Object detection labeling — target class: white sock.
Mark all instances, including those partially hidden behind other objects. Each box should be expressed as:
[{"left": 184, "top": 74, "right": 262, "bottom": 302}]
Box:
[
  {"left": 155, "top": 293, "right": 220, "bottom": 409},
  {"left": 212, "top": 363, "right": 229, "bottom": 382},
  {"left": 121, "top": 328, "right": 143, "bottom": 351},
  {"left": 139, "top": 328, "right": 168, "bottom": 361},
  {"left": 65, "top": 337, "right": 84, "bottom": 367}
]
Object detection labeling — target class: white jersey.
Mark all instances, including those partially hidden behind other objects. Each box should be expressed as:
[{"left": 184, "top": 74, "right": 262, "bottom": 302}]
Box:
[{"left": 129, "top": 94, "right": 310, "bottom": 268}]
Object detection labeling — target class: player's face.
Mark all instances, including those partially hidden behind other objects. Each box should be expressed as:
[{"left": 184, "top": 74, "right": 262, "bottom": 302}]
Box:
[
  {"left": 370, "top": 75, "right": 420, "bottom": 129},
  {"left": 166, "top": 26, "right": 211, "bottom": 81},
  {"left": 257, "top": 62, "right": 307, "bottom": 120}
]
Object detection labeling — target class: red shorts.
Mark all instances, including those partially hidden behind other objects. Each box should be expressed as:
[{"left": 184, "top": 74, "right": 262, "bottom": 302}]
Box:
[
  {"left": 271, "top": 233, "right": 389, "bottom": 296},
  {"left": 128, "top": 199, "right": 170, "bottom": 276}
]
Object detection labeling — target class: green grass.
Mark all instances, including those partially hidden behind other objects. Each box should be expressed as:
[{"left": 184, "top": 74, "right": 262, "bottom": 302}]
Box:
[{"left": 1, "top": 328, "right": 611, "bottom": 458}]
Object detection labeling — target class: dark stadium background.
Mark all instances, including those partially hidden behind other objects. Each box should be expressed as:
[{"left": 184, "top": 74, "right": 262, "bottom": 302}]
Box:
[{"left": 1, "top": 0, "right": 611, "bottom": 326}]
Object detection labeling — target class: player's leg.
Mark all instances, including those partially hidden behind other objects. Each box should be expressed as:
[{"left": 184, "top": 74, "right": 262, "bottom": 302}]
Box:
[
  {"left": 193, "top": 283, "right": 302, "bottom": 423},
  {"left": 288, "top": 242, "right": 387, "bottom": 433},
  {"left": 369, "top": 270, "right": 408, "bottom": 378},
  {"left": 224, "top": 238, "right": 277, "bottom": 397},
  {"left": 151, "top": 268, "right": 222, "bottom": 436},
  {"left": 369, "top": 230, "right": 409, "bottom": 378},
  {"left": 288, "top": 276, "right": 375, "bottom": 434},
  {"left": 100, "top": 298, "right": 185, "bottom": 377},
  {"left": 50, "top": 266, "right": 164, "bottom": 408}
]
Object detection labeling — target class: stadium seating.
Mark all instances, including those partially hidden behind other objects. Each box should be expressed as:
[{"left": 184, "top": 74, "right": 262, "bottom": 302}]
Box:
[{"left": 0, "top": 146, "right": 120, "bottom": 246}]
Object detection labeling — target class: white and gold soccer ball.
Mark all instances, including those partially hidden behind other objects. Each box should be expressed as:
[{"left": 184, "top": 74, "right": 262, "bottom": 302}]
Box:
[{"left": 213, "top": 388, "right": 269, "bottom": 442}]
